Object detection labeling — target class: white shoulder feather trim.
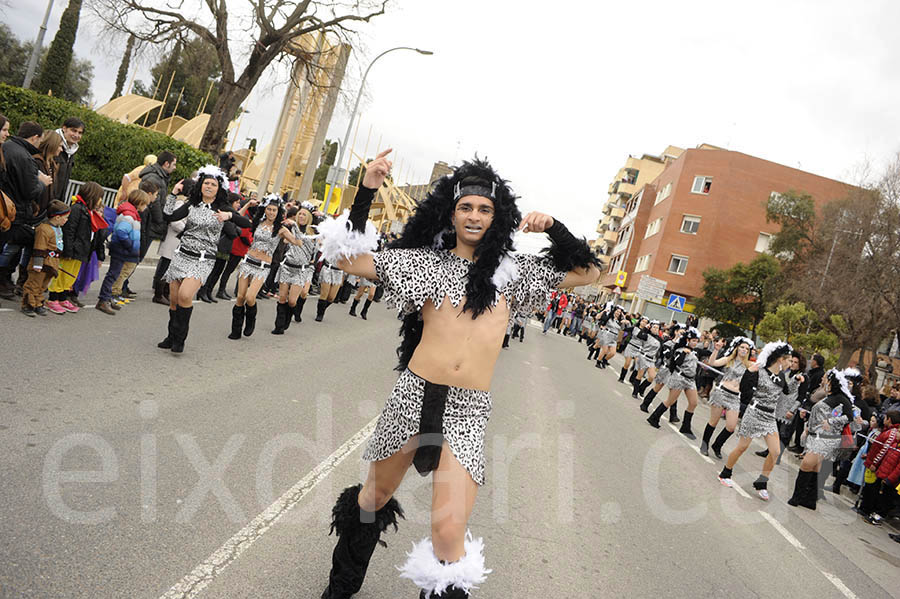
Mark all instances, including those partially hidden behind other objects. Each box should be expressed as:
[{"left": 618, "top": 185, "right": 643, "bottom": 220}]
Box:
[{"left": 314, "top": 209, "right": 379, "bottom": 263}]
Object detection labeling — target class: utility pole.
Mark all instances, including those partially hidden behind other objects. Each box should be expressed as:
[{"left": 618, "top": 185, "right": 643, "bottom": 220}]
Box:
[{"left": 23, "top": 0, "right": 56, "bottom": 89}]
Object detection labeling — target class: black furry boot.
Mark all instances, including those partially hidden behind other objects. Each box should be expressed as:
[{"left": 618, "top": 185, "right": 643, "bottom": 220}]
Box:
[
  {"left": 668, "top": 403, "right": 680, "bottom": 423},
  {"left": 321, "top": 484, "right": 404, "bottom": 599},
  {"left": 316, "top": 298, "right": 329, "bottom": 322},
  {"left": 618, "top": 367, "right": 627, "bottom": 382},
  {"left": 243, "top": 303, "right": 258, "bottom": 336},
  {"left": 360, "top": 299, "right": 372, "bottom": 320},
  {"left": 228, "top": 305, "right": 245, "bottom": 340},
  {"left": 157, "top": 309, "right": 176, "bottom": 349},
  {"left": 293, "top": 296, "right": 306, "bottom": 322},
  {"left": 700, "top": 423, "right": 716, "bottom": 456},
  {"left": 647, "top": 403, "right": 667, "bottom": 428},
  {"left": 639, "top": 388, "right": 657, "bottom": 412},
  {"left": 711, "top": 428, "right": 733, "bottom": 460},
  {"left": 502, "top": 334, "right": 510, "bottom": 348},
  {"left": 171, "top": 306, "right": 193, "bottom": 353},
  {"left": 349, "top": 299, "right": 359, "bottom": 317},
  {"left": 678, "top": 411, "right": 696, "bottom": 440}
]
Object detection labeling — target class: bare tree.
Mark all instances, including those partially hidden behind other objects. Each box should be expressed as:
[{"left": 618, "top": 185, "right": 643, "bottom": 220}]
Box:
[{"left": 89, "top": 0, "right": 389, "bottom": 154}]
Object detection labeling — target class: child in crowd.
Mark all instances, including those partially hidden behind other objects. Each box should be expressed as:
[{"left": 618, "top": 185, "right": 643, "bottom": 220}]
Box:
[
  {"left": 47, "top": 181, "right": 104, "bottom": 313},
  {"left": 860, "top": 410, "right": 900, "bottom": 525},
  {"left": 21, "top": 200, "right": 70, "bottom": 317},
  {"left": 95, "top": 189, "right": 150, "bottom": 315}
]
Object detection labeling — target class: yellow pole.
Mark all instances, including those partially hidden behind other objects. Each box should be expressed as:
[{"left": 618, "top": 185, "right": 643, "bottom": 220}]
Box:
[
  {"left": 198, "top": 80, "right": 214, "bottom": 116},
  {"left": 141, "top": 76, "right": 163, "bottom": 127},
  {"left": 156, "top": 69, "right": 176, "bottom": 127},
  {"left": 166, "top": 87, "right": 184, "bottom": 135}
]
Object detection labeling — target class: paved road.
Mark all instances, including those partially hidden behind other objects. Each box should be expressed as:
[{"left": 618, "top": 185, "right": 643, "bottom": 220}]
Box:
[{"left": 1, "top": 265, "right": 898, "bottom": 598}]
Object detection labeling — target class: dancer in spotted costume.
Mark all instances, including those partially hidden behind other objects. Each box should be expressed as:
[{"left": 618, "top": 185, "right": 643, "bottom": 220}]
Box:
[
  {"left": 271, "top": 206, "right": 317, "bottom": 334},
  {"left": 317, "top": 152, "right": 601, "bottom": 599},
  {"left": 158, "top": 166, "right": 250, "bottom": 353}
]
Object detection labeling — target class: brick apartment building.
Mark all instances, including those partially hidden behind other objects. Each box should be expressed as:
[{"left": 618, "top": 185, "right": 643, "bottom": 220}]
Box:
[{"left": 597, "top": 145, "right": 853, "bottom": 321}]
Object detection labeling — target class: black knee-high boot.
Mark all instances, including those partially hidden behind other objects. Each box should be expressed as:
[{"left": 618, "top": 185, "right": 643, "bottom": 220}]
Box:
[
  {"left": 628, "top": 369, "right": 639, "bottom": 385},
  {"left": 700, "top": 423, "right": 716, "bottom": 455},
  {"left": 171, "top": 306, "right": 193, "bottom": 353},
  {"left": 711, "top": 428, "right": 733, "bottom": 459},
  {"left": 316, "top": 298, "right": 329, "bottom": 322},
  {"left": 360, "top": 299, "right": 372, "bottom": 320},
  {"left": 640, "top": 388, "right": 657, "bottom": 412},
  {"left": 228, "top": 305, "right": 245, "bottom": 340},
  {"left": 668, "top": 403, "right": 680, "bottom": 423},
  {"left": 638, "top": 379, "right": 651, "bottom": 396},
  {"left": 502, "top": 334, "right": 510, "bottom": 348},
  {"left": 321, "top": 485, "right": 404, "bottom": 599},
  {"left": 618, "top": 367, "right": 627, "bottom": 382},
  {"left": 293, "top": 296, "right": 306, "bottom": 322},
  {"left": 647, "top": 402, "right": 667, "bottom": 428},
  {"left": 272, "top": 302, "right": 288, "bottom": 335},
  {"left": 679, "top": 411, "right": 696, "bottom": 439},
  {"left": 157, "top": 309, "right": 176, "bottom": 349},
  {"left": 631, "top": 377, "right": 642, "bottom": 398},
  {"left": 787, "top": 470, "right": 817, "bottom": 510},
  {"left": 243, "top": 304, "right": 257, "bottom": 336},
  {"left": 349, "top": 299, "right": 359, "bottom": 316}
]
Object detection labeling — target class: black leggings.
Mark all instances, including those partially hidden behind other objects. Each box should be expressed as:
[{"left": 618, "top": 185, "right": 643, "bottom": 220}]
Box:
[{"left": 218, "top": 254, "right": 242, "bottom": 292}]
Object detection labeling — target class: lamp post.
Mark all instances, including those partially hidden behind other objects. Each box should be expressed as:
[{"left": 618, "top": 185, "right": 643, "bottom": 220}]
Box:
[
  {"left": 23, "top": 0, "right": 55, "bottom": 89},
  {"left": 321, "top": 46, "right": 433, "bottom": 214}
]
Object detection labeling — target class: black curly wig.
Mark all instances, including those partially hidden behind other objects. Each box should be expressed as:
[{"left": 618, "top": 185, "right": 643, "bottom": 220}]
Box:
[
  {"left": 189, "top": 173, "right": 229, "bottom": 210},
  {"left": 390, "top": 157, "right": 521, "bottom": 370},
  {"left": 250, "top": 199, "right": 285, "bottom": 236}
]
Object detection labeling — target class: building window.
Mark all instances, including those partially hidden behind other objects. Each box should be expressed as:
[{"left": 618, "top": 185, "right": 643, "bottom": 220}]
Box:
[
  {"left": 691, "top": 176, "right": 713, "bottom": 194},
  {"left": 668, "top": 254, "right": 689, "bottom": 275},
  {"left": 635, "top": 254, "right": 651, "bottom": 273},
  {"left": 644, "top": 218, "right": 662, "bottom": 238},
  {"left": 654, "top": 182, "right": 672, "bottom": 205},
  {"left": 680, "top": 215, "right": 701, "bottom": 234},
  {"left": 755, "top": 232, "right": 773, "bottom": 253}
]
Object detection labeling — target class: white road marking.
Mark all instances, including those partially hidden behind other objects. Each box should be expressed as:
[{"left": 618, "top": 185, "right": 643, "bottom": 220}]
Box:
[
  {"left": 159, "top": 417, "right": 378, "bottom": 599},
  {"left": 665, "top": 422, "right": 715, "bottom": 465},
  {"left": 759, "top": 511, "right": 858, "bottom": 599},
  {"left": 0, "top": 308, "right": 13, "bottom": 312},
  {"left": 613, "top": 389, "right": 623, "bottom": 397}
]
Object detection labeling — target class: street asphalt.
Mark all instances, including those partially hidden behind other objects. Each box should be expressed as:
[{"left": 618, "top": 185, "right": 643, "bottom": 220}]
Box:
[{"left": 0, "top": 264, "right": 898, "bottom": 598}]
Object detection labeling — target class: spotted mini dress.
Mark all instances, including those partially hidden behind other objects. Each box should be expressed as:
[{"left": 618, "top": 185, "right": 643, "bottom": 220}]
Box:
[
  {"left": 708, "top": 361, "right": 748, "bottom": 412},
  {"left": 164, "top": 202, "right": 224, "bottom": 283},
  {"left": 738, "top": 369, "right": 787, "bottom": 438},
  {"left": 363, "top": 248, "right": 566, "bottom": 485},
  {"left": 600, "top": 316, "right": 622, "bottom": 347},
  {"left": 238, "top": 224, "right": 280, "bottom": 281},
  {"left": 277, "top": 224, "right": 316, "bottom": 287},
  {"left": 665, "top": 350, "right": 698, "bottom": 390},
  {"left": 804, "top": 396, "right": 849, "bottom": 460}
]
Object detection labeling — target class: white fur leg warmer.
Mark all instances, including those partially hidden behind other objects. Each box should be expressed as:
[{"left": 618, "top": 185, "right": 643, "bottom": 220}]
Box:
[
  {"left": 315, "top": 209, "right": 379, "bottom": 264},
  {"left": 397, "top": 531, "right": 490, "bottom": 598}
]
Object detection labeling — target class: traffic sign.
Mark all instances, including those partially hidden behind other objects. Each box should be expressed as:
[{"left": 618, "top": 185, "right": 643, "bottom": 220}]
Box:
[
  {"left": 615, "top": 270, "right": 627, "bottom": 287},
  {"left": 666, "top": 294, "right": 686, "bottom": 312},
  {"left": 636, "top": 275, "right": 667, "bottom": 301}
]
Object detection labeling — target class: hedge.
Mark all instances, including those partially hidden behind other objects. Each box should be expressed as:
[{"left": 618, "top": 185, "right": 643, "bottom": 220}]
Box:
[{"left": 0, "top": 83, "right": 213, "bottom": 188}]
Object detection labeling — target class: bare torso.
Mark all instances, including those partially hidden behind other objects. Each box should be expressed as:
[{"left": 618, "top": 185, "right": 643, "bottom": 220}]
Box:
[{"left": 407, "top": 295, "right": 510, "bottom": 391}]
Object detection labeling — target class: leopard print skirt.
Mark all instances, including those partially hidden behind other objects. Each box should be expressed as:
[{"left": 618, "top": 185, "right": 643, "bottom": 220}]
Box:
[
  {"left": 362, "top": 368, "right": 492, "bottom": 486},
  {"left": 320, "top": 265, "right": 344, "bottom": 286}
]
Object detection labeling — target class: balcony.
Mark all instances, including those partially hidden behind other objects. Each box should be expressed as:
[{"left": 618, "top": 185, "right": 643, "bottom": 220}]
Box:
[
  {"left": 603, "top": 229, "right": 619, "bottom": 244},
  {"left": 617, "top": 181, "right": 637, "bottom": 196},
  {"left": 609, "top": 206, "right": 625, "bottom": 219},
  {"left": 596, "top": 220, "right": 607, "bottom": 234}
]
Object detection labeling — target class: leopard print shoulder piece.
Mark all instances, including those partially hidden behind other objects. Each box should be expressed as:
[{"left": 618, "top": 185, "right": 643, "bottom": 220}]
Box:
[{"left": 372, "top": 248, "right": 566, "bottom": 316}]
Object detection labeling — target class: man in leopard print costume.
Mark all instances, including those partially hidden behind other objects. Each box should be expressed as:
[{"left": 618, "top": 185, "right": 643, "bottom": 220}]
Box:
[{"left": 316, "top": 150, "right": 601, "bottom": 598}]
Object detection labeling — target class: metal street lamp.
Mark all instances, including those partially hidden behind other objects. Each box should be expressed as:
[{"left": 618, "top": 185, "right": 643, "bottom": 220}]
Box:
[
  {"left": 23, "top": 0, "right": 56, "bottom": 89},
  {"left": 321, "top": 46, "right": 433, "bottom": 213}
]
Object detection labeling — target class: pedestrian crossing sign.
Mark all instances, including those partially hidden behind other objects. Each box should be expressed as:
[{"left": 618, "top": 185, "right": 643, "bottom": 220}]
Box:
[
  {"left": 666, "top": 294, "right": 686, "bottom": 312},
  {"left": 615, "top": 270, "right": 627, "bottom": 287}
]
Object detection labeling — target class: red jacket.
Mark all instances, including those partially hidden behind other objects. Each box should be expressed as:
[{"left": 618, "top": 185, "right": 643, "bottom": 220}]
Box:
[
  {"left": 231, "top": 226, "right": 253, "bottom": 257},
  {"left": 865, "top": 424, "right": 900, "bottom": 481}
]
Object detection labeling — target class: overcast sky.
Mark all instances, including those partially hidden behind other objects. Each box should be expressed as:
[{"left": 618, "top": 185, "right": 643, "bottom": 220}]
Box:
[{"left": 7, "top": 0, "right": 900, "bottom": 251}]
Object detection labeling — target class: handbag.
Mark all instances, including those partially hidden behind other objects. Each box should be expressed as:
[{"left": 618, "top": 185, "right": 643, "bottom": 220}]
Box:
[
  {"left": 840, "top": 424, "right": 855, "bottom": 449},
  {"left": 0, "top": 189, "right": 15, "bottom": 232},
  {"left": 864, "top": 469, "right": 878, "bottom": 484}
]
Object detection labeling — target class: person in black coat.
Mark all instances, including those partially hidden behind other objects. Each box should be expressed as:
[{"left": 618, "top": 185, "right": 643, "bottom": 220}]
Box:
[
  {"left": 49, "top": 181, "right": 105, "bottom": 309},
  {"left": 787, "top": 354, "right": 825, "bottom": 452},
  {"left": 199, "top": 192, "right": 242, "bottom": 303},
  {"left": 0, "top": 122, "right": 52, "bottom": 297}
]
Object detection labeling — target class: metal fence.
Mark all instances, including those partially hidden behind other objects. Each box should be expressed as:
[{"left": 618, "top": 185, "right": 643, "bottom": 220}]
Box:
[{"left": 63, "top": 179, "right": 119, "bottom": 208}]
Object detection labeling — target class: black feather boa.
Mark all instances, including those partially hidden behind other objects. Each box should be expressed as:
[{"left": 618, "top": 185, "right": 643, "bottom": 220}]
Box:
[
  {"left": 390, "top": 157, "right": 521, "bottom": 371},
  {"left": 329, "top": 484, "right": 404, "bottom": 547},
  {"left": 541, "top": 229, "right": 601, "bottom": 273}
]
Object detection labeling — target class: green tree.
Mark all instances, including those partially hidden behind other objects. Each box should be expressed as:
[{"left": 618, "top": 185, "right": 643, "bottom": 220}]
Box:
[
  {"left": 693, "top": 254, "right": 781, "bottom": 341},
  {"left": 756, "top": 302, "right": 839, "bottom": 354},
  {"left": 35, "top": 0, "right": 82, "bottom": 98},
  {"left": 0, "top": 24, "right": 94, "bottom": 105},
  {"left": 312, "top": 140, "right": 338, "bottom": 200},
  {"left": 111, "top": 34, "right": 136, "bottom": 100}
]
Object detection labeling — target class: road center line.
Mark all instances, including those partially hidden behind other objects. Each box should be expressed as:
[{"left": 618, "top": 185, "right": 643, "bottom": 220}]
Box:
[{"left": 158, "top": 417, "right": 378, "bottom": 599}]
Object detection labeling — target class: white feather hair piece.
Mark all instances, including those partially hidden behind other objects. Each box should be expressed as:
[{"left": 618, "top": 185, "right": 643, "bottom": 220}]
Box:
[
  {"left": 756, "top": 340, "right": 792, "bottom": 366},
  {"left": 300, "top": 201, "right": 316, "bottom": 212},
  {"left": 314, "top": 209, "right": 378, "bottom": 264},
  {"left": 261, "top": 193, "right": 282, "bottom": 207},
  {"left": 827, "top": 368, "right": 853, "bottom": 400},
  {"left": 491, "top": 253, "right": 519, "bottom": 289},
  {"left": 397, "top": 531, "right": 491, "bottom": 598},
  {"left": 842, "top": 367, "right": 862, "bottom": 380},
  {"left": 196, "top": 164, "right": 227, "bottom": 186}
]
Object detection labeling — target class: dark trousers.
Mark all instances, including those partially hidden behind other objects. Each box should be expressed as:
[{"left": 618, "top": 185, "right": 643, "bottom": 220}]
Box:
[
  {"left": 219, "top": 254, "right": 241, "bottom": 292},
  {"left": 205, "top": 257, "right": 227, "bottom": 290},
  {"left": 99, "top": 255, "right": 127, "bottom": 303},
  {"left": 860, "top": 478, "right": 897, "bottom": 515},
  {"left": 512, "top": 324, "right": 525, "bottom": 341}
]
